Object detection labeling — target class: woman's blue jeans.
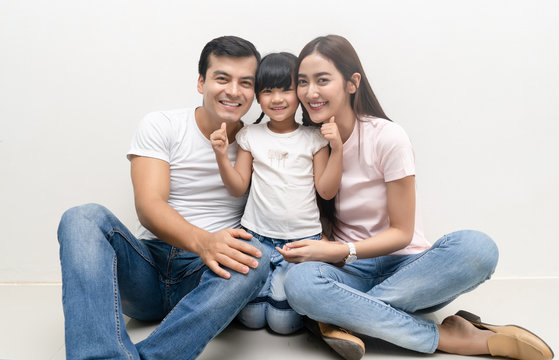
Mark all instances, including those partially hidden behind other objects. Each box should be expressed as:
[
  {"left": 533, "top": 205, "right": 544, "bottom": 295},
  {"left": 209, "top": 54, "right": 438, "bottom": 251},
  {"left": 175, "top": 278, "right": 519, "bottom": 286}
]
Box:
[
  {"left": 284, "top": 230, "right": 499, "bottom": 353},
  {"left": 237, "top": 229, "right": 321, "bottom": 335},
  {"left": 57, "top": 203, "right": 269, "bottom": 360}
]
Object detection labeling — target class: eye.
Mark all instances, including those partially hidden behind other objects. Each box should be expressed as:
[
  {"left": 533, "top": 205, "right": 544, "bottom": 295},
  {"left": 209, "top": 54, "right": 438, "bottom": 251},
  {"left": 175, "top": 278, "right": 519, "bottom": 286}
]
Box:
[
  {"left": 216, "top": 76, "right": 228, "bottom": 83},
  {"left": 297, "top": 79, "right": 308, "bottom": 86},
  {"left": 317, "top": 78, "right": 329, "bottom": 85},
  {"left": 260, "top": 88, "right": 272, "bottom": 94},
  {"left": 241, "top": 80, "right": 254, "bottom": 88}
]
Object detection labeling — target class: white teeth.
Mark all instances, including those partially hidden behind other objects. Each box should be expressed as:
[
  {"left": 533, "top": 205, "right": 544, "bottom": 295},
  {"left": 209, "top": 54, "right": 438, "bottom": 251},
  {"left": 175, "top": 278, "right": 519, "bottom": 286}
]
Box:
[
  {"left": 221, "top": 101, "right": 241, "bottom": 107},
  {"left": 309, "top": 102, "right": 326, "bottom": 108}
]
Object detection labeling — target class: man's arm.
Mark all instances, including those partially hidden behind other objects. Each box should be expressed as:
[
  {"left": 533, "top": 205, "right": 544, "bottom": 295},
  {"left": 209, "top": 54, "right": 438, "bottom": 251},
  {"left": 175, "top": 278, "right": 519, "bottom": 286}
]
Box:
[{"left": 130, "top": 155, "right": 261, "bottom": 279}]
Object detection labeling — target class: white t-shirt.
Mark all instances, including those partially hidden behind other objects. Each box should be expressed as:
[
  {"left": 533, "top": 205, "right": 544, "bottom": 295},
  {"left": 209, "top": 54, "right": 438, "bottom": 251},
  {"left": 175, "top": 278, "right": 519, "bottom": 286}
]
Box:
[
  {"left": 332, "top": 116, "right": 431, "bottom": 255},
  {"left": 127, "top": 108, "right": 247, "bottom": 240},
  {"left": 236, "top": 123, "right": 328, "bottom": 239}
]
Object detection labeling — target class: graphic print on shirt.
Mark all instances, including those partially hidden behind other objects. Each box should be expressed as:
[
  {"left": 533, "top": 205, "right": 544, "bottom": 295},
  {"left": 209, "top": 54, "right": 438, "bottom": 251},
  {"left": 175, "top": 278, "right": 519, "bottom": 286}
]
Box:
[{"left": 268, "top": 149, "right": 289, "bottom": 168}]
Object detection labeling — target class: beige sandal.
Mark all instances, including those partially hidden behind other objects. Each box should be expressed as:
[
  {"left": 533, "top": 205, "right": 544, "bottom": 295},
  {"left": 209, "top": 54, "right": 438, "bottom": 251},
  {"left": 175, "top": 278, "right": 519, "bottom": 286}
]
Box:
[{"left": 456, "top": 310, "right": 554, "bottom": 360}]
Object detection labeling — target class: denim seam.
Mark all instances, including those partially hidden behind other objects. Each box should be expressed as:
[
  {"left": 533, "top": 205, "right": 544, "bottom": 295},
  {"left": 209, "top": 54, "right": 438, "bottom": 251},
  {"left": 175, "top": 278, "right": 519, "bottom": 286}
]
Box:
[
  {"left": 108, "top": 228, "right": 157, "bottom": 269},
  {"left": 112, "top": 255, "right": 134, "bottom": 360},
  {"left": 317, "top": 264, "right": 438, "bottom": 353}
]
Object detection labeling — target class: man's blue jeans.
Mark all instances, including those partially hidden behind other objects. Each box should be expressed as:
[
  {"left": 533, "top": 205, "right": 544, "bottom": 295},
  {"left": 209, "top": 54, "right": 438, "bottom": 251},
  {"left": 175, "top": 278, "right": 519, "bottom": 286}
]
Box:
[
  {"left": 284, "top": 230, "right": 499, "bottom": 353},
  {"left": 57, "top": 203, "right": 269, "bottom": 360}
]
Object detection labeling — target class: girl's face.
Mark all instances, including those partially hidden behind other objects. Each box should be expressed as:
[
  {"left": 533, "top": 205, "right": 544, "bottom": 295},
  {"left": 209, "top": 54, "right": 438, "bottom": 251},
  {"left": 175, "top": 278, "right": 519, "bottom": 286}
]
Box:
[
  {"left": 257, "top": 85, "right": 298, "bottom": 123},
  {"left": 297, "top": 52, "right": 353, "bottom": 124}
]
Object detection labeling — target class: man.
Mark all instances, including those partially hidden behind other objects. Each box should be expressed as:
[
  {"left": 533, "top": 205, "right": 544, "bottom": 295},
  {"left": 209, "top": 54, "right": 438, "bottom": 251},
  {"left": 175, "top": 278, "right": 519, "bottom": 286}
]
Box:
[{"left": 57, "top": 36, "right": 269, "bottom": 360}]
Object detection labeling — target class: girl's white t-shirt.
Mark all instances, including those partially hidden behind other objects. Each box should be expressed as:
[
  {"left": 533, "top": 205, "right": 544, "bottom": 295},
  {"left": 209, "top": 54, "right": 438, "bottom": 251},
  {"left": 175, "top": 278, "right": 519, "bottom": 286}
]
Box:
[
  {"left": 237, "top": 123, "right": 328, "bottom": 239},
  {"left": 332, "top": 117, "right": 431, "bottom": 255}
]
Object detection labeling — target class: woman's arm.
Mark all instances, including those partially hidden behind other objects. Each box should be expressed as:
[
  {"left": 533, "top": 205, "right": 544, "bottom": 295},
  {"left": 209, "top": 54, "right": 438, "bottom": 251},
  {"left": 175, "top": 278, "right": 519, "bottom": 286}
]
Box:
[
  {"left": 278, "top": 175, "right": 416, "bottom": 263},
  {"left": 210, "top": 123, "right": 253, "bottom": 197}
]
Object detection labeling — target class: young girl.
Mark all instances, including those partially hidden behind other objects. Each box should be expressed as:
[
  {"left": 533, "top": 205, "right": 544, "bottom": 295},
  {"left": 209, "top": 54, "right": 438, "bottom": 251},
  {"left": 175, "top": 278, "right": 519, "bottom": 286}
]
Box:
[
  {"left": 279, "top": 35, "right": 554, "bottom": 360},
  {"left": 209, "top": 52, "right": 343, "bottom": 335}
]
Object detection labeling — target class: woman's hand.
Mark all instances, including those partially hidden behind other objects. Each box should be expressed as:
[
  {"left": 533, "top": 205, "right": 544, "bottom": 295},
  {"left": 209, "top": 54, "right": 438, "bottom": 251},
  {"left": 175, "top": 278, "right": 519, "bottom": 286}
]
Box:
[{"left": 276, "top": 236, "right": 347, "bottom": 264}]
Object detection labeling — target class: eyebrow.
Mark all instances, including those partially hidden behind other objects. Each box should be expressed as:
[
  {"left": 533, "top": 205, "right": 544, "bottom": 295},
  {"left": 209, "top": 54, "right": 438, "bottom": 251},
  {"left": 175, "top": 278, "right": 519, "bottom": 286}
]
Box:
[
  {"left": 212, "top": 70, "right": 255, "bottom": 81},
  {"left": 298, "top": 72, "right": 331, "bottom": 78}
]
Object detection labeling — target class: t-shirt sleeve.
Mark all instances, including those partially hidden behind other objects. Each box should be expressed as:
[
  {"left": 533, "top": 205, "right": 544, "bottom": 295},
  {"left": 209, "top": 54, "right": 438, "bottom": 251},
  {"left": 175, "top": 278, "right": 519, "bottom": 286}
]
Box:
[
  {"left": 310, "top": 127, "right": 329, "bottom": 155},
  {"left": 127, "top": 112, "right": 173, "bottom": 163},
  {"left": 235, "top": 126, "right": 251, "bottom": 152},
  {"left": 376, "top": 122, "right": 416, "bottom": 182}
]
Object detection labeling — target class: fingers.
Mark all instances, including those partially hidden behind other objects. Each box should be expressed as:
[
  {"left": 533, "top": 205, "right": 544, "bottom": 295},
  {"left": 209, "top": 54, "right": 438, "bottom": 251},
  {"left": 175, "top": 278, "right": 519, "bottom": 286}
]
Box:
[
  {"left": 226, "top": 228, "right": 254, "bottom": 241},
  {"left": 321, "top": 118, "right": 342, "bottom": 149},
  {"left": 210, "top": 122, "right": 229, "bottom": 152}
]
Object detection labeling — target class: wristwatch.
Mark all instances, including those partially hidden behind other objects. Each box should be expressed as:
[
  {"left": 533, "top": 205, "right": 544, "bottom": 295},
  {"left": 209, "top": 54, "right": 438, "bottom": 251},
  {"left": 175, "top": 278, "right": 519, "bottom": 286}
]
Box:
[{"left": 344, "top": 242, "right": 357, "bottom": 264}]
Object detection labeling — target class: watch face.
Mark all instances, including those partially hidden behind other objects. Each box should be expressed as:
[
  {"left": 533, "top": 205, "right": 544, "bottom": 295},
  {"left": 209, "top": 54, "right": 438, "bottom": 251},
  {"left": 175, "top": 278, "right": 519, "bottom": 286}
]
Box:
[{"left": 345, "top": 255, "right": 357, "bottom": 264}]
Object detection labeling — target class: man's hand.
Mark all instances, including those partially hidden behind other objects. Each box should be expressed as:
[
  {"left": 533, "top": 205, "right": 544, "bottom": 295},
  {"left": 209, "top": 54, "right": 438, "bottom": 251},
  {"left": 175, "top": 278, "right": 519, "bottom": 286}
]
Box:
[
  {"left": 198, "top": 228, "right": 261, "bottom": 279},
  {"left": 210, "top": 122, "right": 229, "bottom": 157}
]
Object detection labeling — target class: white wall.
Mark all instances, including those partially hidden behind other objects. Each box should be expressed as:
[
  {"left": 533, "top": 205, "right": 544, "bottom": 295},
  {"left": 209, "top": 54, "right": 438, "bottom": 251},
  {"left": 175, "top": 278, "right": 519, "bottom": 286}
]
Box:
[{"left": 1, "top": 0, "right": 558, "bottom": 282}]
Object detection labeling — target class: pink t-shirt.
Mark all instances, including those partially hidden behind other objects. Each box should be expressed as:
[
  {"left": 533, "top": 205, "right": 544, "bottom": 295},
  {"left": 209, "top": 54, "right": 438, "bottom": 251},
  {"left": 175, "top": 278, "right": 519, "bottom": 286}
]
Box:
[{"left": 332, "top": 116, "right": 431, "bottom": 255}]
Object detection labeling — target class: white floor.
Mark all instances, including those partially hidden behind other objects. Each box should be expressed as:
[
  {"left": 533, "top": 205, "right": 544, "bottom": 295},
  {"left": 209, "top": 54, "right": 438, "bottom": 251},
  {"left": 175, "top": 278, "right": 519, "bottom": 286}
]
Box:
[{"left": 0, "top": 278, "right": 557, "bottom": 360}]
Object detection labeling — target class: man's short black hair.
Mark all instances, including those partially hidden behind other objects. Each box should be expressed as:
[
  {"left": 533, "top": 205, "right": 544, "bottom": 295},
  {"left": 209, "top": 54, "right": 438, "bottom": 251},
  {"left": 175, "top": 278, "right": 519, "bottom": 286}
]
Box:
[{"left": 198, "top": 36, "right": 261, "bottom": 80}]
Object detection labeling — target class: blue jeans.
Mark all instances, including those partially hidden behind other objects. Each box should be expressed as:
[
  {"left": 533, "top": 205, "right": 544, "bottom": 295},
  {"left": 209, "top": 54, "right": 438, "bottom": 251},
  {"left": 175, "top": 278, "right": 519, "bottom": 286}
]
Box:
[
  {"left": 236, "top": 229, "right": 321, "bottom": 335},
  {"left": 57, "top": 203, "right": 269, "bottom": 360},
  {"left": 284, "top": 230, "right": 499, "bottom": 353}
]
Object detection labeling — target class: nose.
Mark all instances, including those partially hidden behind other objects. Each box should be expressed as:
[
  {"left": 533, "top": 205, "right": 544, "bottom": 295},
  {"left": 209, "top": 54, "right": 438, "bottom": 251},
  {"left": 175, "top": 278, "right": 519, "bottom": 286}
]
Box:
[
  {"left": 271, "top": 91, "right": 283, "bottom": 103},
  {"left": 307, "top": 82, "right": 319, "bottom": 99},
  {"left": 225, "top": 82, "right": 240, "bottom": 98}
]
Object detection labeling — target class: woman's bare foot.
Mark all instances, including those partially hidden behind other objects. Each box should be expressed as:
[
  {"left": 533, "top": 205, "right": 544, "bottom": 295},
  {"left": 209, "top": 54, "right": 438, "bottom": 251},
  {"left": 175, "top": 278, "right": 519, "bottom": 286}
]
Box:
[{"left": 437, "top": 315, "right": 493, "bottom": 355}]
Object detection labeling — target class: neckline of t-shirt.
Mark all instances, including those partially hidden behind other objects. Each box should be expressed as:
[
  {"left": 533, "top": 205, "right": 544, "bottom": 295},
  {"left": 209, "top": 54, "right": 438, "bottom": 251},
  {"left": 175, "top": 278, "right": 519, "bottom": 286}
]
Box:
[
  {"left": 264, "top": 122, "right": 301, "bottom": 137},
  {"left": 192, "top": 108, "right": 238, "bottom": 146}
]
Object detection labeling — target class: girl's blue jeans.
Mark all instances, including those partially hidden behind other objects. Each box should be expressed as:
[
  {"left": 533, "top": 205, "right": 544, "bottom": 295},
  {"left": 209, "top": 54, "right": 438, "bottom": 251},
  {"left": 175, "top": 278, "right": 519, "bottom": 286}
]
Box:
[
  {"left": 237, "top": 229, "right": 321, "bottom": 335},
  {"left": 57, "top": 203, "right": 269, "bottom": 360},
  {"left": 284, "top": 230, "right": 499, "bottom": 353}
]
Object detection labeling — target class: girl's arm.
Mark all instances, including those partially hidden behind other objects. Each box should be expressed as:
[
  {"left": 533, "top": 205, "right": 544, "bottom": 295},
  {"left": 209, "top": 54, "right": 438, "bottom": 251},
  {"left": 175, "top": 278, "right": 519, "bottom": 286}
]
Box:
[
  {"left": 210, "top": 123, "right": 253, "bottom": 197},
  {"left": 278, "top": 175, "right": 416, "bottom": 263},
  {"left": 314, "top": 117, "right": 343, "bottom": 200}
]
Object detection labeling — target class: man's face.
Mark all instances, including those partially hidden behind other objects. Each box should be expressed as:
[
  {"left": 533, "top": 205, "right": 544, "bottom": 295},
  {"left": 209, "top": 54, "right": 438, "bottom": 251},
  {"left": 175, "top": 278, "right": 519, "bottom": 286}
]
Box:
[{"left": 197, "top": 54, "right": 258, "bottom": 124}]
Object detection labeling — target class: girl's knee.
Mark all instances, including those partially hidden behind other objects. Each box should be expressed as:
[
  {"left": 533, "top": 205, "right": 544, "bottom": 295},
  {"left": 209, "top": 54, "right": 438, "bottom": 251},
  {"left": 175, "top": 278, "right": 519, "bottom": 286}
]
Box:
[
  {"left": 266, "top": 307, "right": 302, "bottom": 335},
  {"left": 237, "top": 303, "right": 267, "bottom": 329}
]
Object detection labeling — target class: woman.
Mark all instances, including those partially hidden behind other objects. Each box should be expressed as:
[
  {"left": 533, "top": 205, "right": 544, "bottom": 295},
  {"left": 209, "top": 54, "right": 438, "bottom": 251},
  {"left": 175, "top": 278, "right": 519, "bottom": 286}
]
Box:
[{"left": 278, "top": 35, "right": 554, "bottom": 360}]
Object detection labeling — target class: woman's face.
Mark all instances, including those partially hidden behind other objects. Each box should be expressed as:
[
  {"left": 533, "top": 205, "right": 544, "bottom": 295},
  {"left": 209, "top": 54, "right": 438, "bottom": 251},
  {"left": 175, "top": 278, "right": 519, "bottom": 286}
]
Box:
[{"left": 297, "top": 52, "right": 353, "bottom": 124}]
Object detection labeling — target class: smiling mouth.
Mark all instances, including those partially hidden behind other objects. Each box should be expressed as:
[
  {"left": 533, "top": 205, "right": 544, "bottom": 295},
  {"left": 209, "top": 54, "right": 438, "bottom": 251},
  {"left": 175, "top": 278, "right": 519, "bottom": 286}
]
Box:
[
  {"left": 220, "top": 100, "right": 242, "bottom": 107},
  {"left": 309, "top": 101, "right": 327, "bottom": 109},
  {"left": 271, "top": 106, "right": 287, "bottom": 110}
]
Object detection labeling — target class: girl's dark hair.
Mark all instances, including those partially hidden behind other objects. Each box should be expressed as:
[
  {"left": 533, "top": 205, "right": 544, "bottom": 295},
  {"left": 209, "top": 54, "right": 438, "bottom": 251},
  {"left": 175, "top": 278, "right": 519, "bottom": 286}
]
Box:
[
  {"left": 297, "top": 35, "right": 390, "bottom": 126},
  {"left": 254, "top": 52, "right": 298, "bottom": 124},
  {"left": 297, "top": 35, "right": 391, "bottom": 223}
]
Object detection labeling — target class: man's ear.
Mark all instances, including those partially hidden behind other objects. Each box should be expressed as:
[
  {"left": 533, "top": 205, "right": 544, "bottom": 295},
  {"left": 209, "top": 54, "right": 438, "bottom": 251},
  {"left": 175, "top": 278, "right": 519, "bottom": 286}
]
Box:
[
  {"left": 347, "top": 72, "right": 361, "bottom": 94},
  {"left": 197, "top": 74, "right": 205, "bottom": 94}
]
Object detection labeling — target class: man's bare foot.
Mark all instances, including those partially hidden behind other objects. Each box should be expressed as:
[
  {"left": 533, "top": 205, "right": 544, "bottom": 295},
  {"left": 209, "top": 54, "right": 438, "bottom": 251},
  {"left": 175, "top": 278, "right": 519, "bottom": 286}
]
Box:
[{"left": 437, "top": 315, "right": 493, "bottom": 355}]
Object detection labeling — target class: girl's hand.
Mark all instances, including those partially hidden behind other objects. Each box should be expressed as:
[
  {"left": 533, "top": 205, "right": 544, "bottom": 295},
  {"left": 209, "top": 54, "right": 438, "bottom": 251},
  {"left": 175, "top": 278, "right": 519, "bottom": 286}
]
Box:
[
  {"left": 210, "top": 122, "right": 229, "bottom": 157},
  {"left": 321, "top": 116, "right": 343, "bottom": 151},
  {"left": 276, "top": 237, "right": 347, "bottom": 264}
]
